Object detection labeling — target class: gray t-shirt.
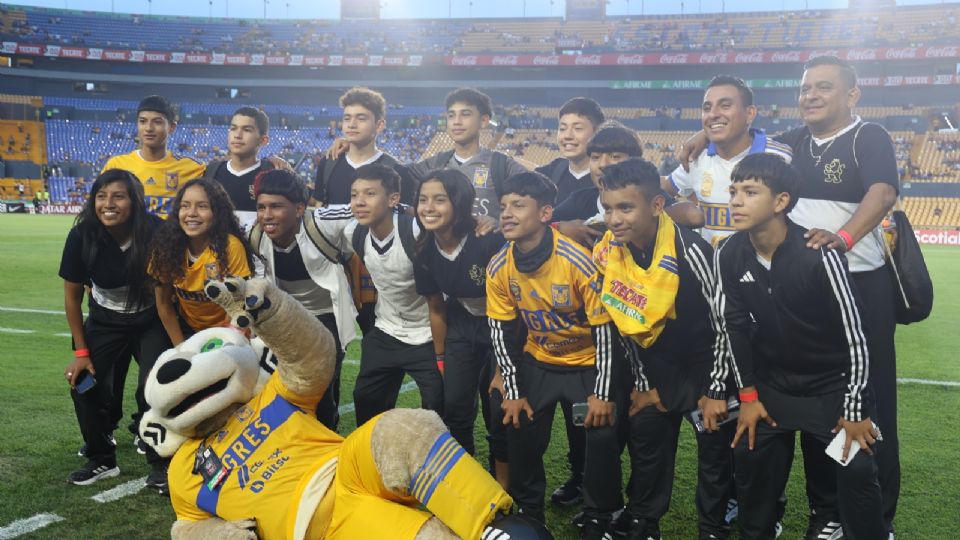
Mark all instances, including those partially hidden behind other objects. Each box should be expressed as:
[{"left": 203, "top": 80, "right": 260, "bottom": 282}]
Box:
[{"left": 408, "top": 148, "right": 527, "bottom": 218}]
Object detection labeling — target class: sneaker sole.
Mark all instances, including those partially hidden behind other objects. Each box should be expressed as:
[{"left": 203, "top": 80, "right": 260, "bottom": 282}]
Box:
[{"left": 69, "top": 466, "right": 120, "bottom": 486}]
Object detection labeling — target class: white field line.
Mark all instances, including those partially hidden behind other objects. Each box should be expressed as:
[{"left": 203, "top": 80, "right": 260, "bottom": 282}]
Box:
[
  {"left": 0, "top": 513, "right": 65, "bottom": 540},
  {"left": 0, "top": 327, "right": 35, "bottom": 334},
  {"left": 897, "top": 377, "right": 960, "bottom": 387},
  {"left": 0, "top": 306, "right": 72, "bottom": 315},
  {"left": 90, "top": 477, "right": 146, "bottom": 503}
]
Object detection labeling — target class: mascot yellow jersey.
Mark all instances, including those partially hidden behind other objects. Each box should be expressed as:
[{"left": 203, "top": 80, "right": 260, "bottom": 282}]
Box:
[
  {"left": 102, "top": 150, "right": 204, "bottom": 217},
  {"left": 169, "top": 371, "right": 342, "bottom": 540},
  {"left": 486, "top": 230, "right": 611, "bottom": 367}
]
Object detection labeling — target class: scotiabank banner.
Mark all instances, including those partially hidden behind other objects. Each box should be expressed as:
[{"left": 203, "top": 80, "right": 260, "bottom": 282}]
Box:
[
  {"left": 4, "top": 40, "right": 959, "bottom": 67},
  {"left": 914, "top": 229, "right": 960, "bottom": 246}
]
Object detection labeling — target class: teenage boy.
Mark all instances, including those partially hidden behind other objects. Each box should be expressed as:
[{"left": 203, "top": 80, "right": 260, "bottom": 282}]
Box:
[
  {"left": 315, "top": 163, "right": 444, "bottom": 426},
  {"left": 250, "top": 169, "right": 358, "bottom": 430},
  {"left": 536, "top": 97, "right": 605, "bottom": 206},
  {"left": 713, "top": 153, "right": 883, "bottom": 540},
  {"left": 664, "top": 75, "right": 793, "bottom": 247},
  {"left": 486, "top": 171, "right": 621, "bottom": 538},
  {"left": 408, "top": 87, "right": 527, "bottom": 219},
  {"left": 204, "top": 106, "right": 276, "bottom": 230},
  {"left": 102, "top": 95, "right": 205, "bottom": 218},
  {"left": 594, "top": 158, "right": 732, "bottom": 540}
]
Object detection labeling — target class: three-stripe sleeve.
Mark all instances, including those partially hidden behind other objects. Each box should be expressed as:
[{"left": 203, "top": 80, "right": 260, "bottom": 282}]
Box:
[
  {"left": 619, "top": 335, "right": 649, "bottom": 392},
  {"left": 685, "top": 241, "right": 730, "bottom": 400},
  {"left": 821, "top": 248, "right": 871, "bottom": 422},
  {"left": 712, "top": 241, "right": 753, "bottom": 390},
  {"left": 591, "top": 322, "right": 615, "bottom": 400},
  {"left": 488, "top": 317, "right": 522, "bottom": 400}
]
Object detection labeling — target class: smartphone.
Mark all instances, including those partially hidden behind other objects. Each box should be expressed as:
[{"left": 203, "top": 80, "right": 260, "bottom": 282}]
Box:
[
  {"left": 571, "top": 401, "right": 617, "bottom": 426},
  {"left": 75, "top": 371, "right": 96, "bottom": 394},
  {"left": 689, "top": 396, "right": 740, "bottom": 433}
]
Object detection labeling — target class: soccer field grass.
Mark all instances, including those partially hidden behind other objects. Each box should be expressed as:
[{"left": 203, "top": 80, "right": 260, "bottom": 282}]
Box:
[{"left": 0, "top": 214, "right": 958, "bottom": 539}]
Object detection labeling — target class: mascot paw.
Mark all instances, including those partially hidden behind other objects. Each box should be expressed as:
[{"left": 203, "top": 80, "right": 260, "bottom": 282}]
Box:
[
  {"left": 223, "top": 519, "right": 258, "bottom": 540},
  {"left": 206, "top": 277, "right": 279, "bottom": 328}
]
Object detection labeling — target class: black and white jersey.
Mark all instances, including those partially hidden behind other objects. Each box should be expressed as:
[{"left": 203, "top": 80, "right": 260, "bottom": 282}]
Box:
[
  {"left": 272, "top": 243, "right": 333, "bottom": 315},
  {"left": 212, "top": 159, "right": 273, "bottom": 231},
  {"left": 314, "top": 152, "right": 415, "bottom": 206},
  {"left": 713, "top": 220, "right": 873, "bottom": 421},
  {"left": 414, "top": 231, "right": 507, "bottom": 317},
  {"left": 536, "top": 157, "right": 593, "bottom": 207},
  {"left": 776, "top": 118, "right": 900, "bottom": 272}
]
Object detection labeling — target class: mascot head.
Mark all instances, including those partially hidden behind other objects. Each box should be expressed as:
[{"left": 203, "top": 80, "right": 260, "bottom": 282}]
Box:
[{"left": 139, "top": 327, "right": 263, "bottom": 457}]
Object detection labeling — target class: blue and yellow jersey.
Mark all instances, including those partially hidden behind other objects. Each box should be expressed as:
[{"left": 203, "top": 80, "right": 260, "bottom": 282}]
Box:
[
  {"left": 102, "top": 150, "right": 205, "bottom": 217},
  {"left": 169, "top": 372, "right": 342, "bottom": 540},
  {"left": 486, "top": 231, "right": 611, "bottom": 367}
]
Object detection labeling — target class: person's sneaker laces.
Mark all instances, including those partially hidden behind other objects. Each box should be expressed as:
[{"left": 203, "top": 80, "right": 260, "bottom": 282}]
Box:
[
  {"left": 804, "top": 514, "right": 843, "bottom": 540},
  {"left": 68, "top": 459, "right": 119, "bottom": 486},
  {"left": 146, "top": 462, "right": 169, "bottom": 496},
  {"left": 551, "top": 475, "right": 584, "bottom": 506},
  {"left": 581, "top": 518, "right": 613, "bottom": 540},
  {"left": 77, "top": 434, "right": 116, "bottom": 457}
]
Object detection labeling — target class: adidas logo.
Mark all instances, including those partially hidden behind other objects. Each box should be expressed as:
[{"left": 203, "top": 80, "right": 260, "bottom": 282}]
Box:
[
  {"left": 739, "top": 271, "right": 756, "bottom": 283},
  {"left": 817, "top": 521, "right": 843, "bottom": 540}
]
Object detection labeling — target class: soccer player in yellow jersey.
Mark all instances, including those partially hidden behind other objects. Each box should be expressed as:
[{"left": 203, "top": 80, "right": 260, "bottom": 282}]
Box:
[
  {"left": 486, "top": 171, "right": 624, "bottom": 536},
  {"left": 101, "top": 95, "right": 204, "bottom": 218}
]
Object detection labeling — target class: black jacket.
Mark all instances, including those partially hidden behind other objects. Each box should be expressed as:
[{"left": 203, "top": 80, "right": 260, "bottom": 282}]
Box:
[{"left": 713, "top": 220, "right": 873, "bottom": 422}]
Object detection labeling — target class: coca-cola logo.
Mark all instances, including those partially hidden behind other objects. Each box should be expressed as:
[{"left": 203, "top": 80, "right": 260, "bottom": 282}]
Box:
[
  {"left": 770, "top": 51, "right": 802, "bottom": 63},
  {"left": 698, "top": 52, "right": 729, "bottom": 64},
  {"left": 104, "top": 50, "right": 126, "bottom": 60},
  {"left": 884, "top": 48, "right": 917, "bottom": 60},
  {"left": 144, "top": 52, "right": 167, "bottom": 62},
  {"left": 734, "top": 52, "right": 764, "bottom": 63},
  {"left": 575, "top": 54, "right": 602, "bottom": 65},
  {"left": 533, "top": 55, "right": 560, "bottom": 65},
  {"left": 492, "top": 55, "right": 519, "bottom": 65},
  {"left": 18, "top": 45, "right": 42, "bottom": 54},
  {"left": 450, "top": 55, "right": 478, "bottom": 66},
  {"left": 129, "top": 50, "right": 145, "bottom": 62},
  {"left": 809, "top": 50, "right": 840, "bottom": 59},
  {"left": 61, "top": 47, "right": 84, "bottom": 58},
  {"left": 656, "top": 54, "right": 685, "bottom": 65},
  {"left": 86, "top": 48, "right": 103, "bottom": 60},
  {"left": 265, "top": 56, "right": 287, "bottom": 65},
  {"left": 845, "top": 49, "right": 877, "bottom": 61},
  {"left": 924, "top": 46, "right": 958, "bottom": 58},
  {"left": 617, "top": 53, "right": 646, "bottom": 65}
]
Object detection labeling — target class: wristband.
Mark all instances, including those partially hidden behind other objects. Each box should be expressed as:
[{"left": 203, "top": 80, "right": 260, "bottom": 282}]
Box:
[
  {"left": 74, "top": 348, "right": 90, "bottom": 358},
  {"left": 435, "top": 354, "right": 445, "bottom": 373},
  {"left": 550, "top": 222, "right": 560, "bottom": 230},
  {"left": 836, "top": 229, "right": 854, "bottom": 251},
  {"left": 738, "top": 388, "right": 759, "bottom": 403}
]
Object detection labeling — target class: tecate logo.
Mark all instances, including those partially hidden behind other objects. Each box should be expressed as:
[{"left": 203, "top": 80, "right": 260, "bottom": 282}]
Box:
[
  {"left": 845, "top": 49, "right": 877, "bottom": 61},
  {"left": 492, "top": 55, "right": 519, "bottom": 65},
  {"left": 884, "top": 48, "right": 917, "bottom": 59},
  {"left": 734, "top": 52, "right": 764, "bottom": 63},
  {"left": 924, "top": 46, "right": 958, "bottom": 58},
  {"left": 533, "top": 55, "right": 560, "bottom": 65},
  {"left": 575, "top": 54, "right": 602, "bottom": 65},
  {"left": 451, "top": 56, "right": 478, "bottom": 66},
  {"left": 698, "top": 53, "right": 729, "bottom": 63},
  {"left": 770, "top": 51, "right": 802, "bottom": 62},
  {"left": 656, "top": 54, "right": 685, "bottom": 64}
]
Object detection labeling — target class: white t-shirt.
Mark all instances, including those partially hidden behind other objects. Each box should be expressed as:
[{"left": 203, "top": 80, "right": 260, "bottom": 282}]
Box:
[{"left": 669, "top": 129, "right": 793, "bottom": 246}]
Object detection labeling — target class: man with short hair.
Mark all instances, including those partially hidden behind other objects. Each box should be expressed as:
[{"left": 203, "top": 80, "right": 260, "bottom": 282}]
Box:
[
  {"left": 102, "top": 95, "right": 205, "bottom": 218},
  {"left": 536, "top": 97, "right": 605, "bottom": 206},
  {"left": 408, "top": 87, "right": 527, "bottom": 219}
]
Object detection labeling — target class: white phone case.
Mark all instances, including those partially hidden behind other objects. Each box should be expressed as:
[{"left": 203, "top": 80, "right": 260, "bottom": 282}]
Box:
[{"left": 825, "top": 427, "right": 861, "bottom": 466}]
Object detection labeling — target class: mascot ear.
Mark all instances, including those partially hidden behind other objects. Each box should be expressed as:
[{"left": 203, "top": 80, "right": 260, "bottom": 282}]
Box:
[{"left": 139, "top": 409, "right": 189, "bottom": 458}]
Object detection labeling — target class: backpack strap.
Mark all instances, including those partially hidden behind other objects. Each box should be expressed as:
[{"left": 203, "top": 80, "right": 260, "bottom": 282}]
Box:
[
  {"left": 302, "top": 212, "right": 342, "bottom": 263},
  {"left": 314, "top": 157, "right": 339, "bottom": 204},
  {"left": 432, "top": 149, "right": 456, "bottom": 169},
  {"left": 491, "top": 151, "right": 511, "bottom": 185},
  {"left": 202, "top": 159, "right": 227, "bottom": 180},
  {"left": 352, "top": 223, "right": 369, "bottom": 260},
  {"left": 397, "top": 213, "right": 417, "bottom": 263},
  {"left": 248, "top": 221, "right": 264, "bottom": 255},
  {"left": 549, "top": 158, "right": 568, "bottom": 186}
]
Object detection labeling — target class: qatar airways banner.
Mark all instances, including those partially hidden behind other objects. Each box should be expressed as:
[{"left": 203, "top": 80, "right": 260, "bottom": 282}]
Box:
[
  {"left": 914, "top": 229, "right": 960, "bottom": 246},
  {"left": 4, "top": 41, "right": 959, "bottom": 67}
]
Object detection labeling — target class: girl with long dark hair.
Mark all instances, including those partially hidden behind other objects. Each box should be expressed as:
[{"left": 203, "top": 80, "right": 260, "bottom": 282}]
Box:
[
  {"left": 413, "top": 168, "right": 509, "bottom": 488},
  {"left": 150, "top": 178, "right": 255, "bottom": 345},
  {"left": 59, "top": 169, "right": 170, "bottom": 490}
]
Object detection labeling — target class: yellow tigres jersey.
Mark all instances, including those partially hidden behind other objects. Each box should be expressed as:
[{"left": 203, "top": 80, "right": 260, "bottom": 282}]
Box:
[
  {"left": 151, "top": 235, "right": 252, "bottom": 331},
  {"left": 169, "top": 372, "right": 343, "bottom": 539},
  {"left": 486, "top": 231, "right": 611, "bottom": 367},
  {"left": 102, "top": 150, "right": 205, "bottom": 217}
]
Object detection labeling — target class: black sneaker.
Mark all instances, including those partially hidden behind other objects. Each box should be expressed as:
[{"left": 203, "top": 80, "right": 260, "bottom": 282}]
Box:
[
  {"left": 804, "top": 513, "right": 843, "bottom": 540},
  {"left": 77, "top": 434, "right": 116, "bottom": 457},
  {"left": 581, "top": 518, "right": 613, "bottom": 540},
  {"left": 611, "top": 508, "right": 632, "bottom": 537},
  {"left": 551, "top": 475, "right": 584, "bottom": 506},
  {"left": 68, "top": 459, "right": 120, "bottom": 486},
  {"left": 625, "top": 518, "right": 662, "bottom": 540},
  {"left": 134, "top": 436, "right": 148, "bottom": 455},
  {"left": 146, "top": 462, "right": 169, "bottom": 496},
  {"left": 724, "top": 498, "right": 738, "bottom": 524}
]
